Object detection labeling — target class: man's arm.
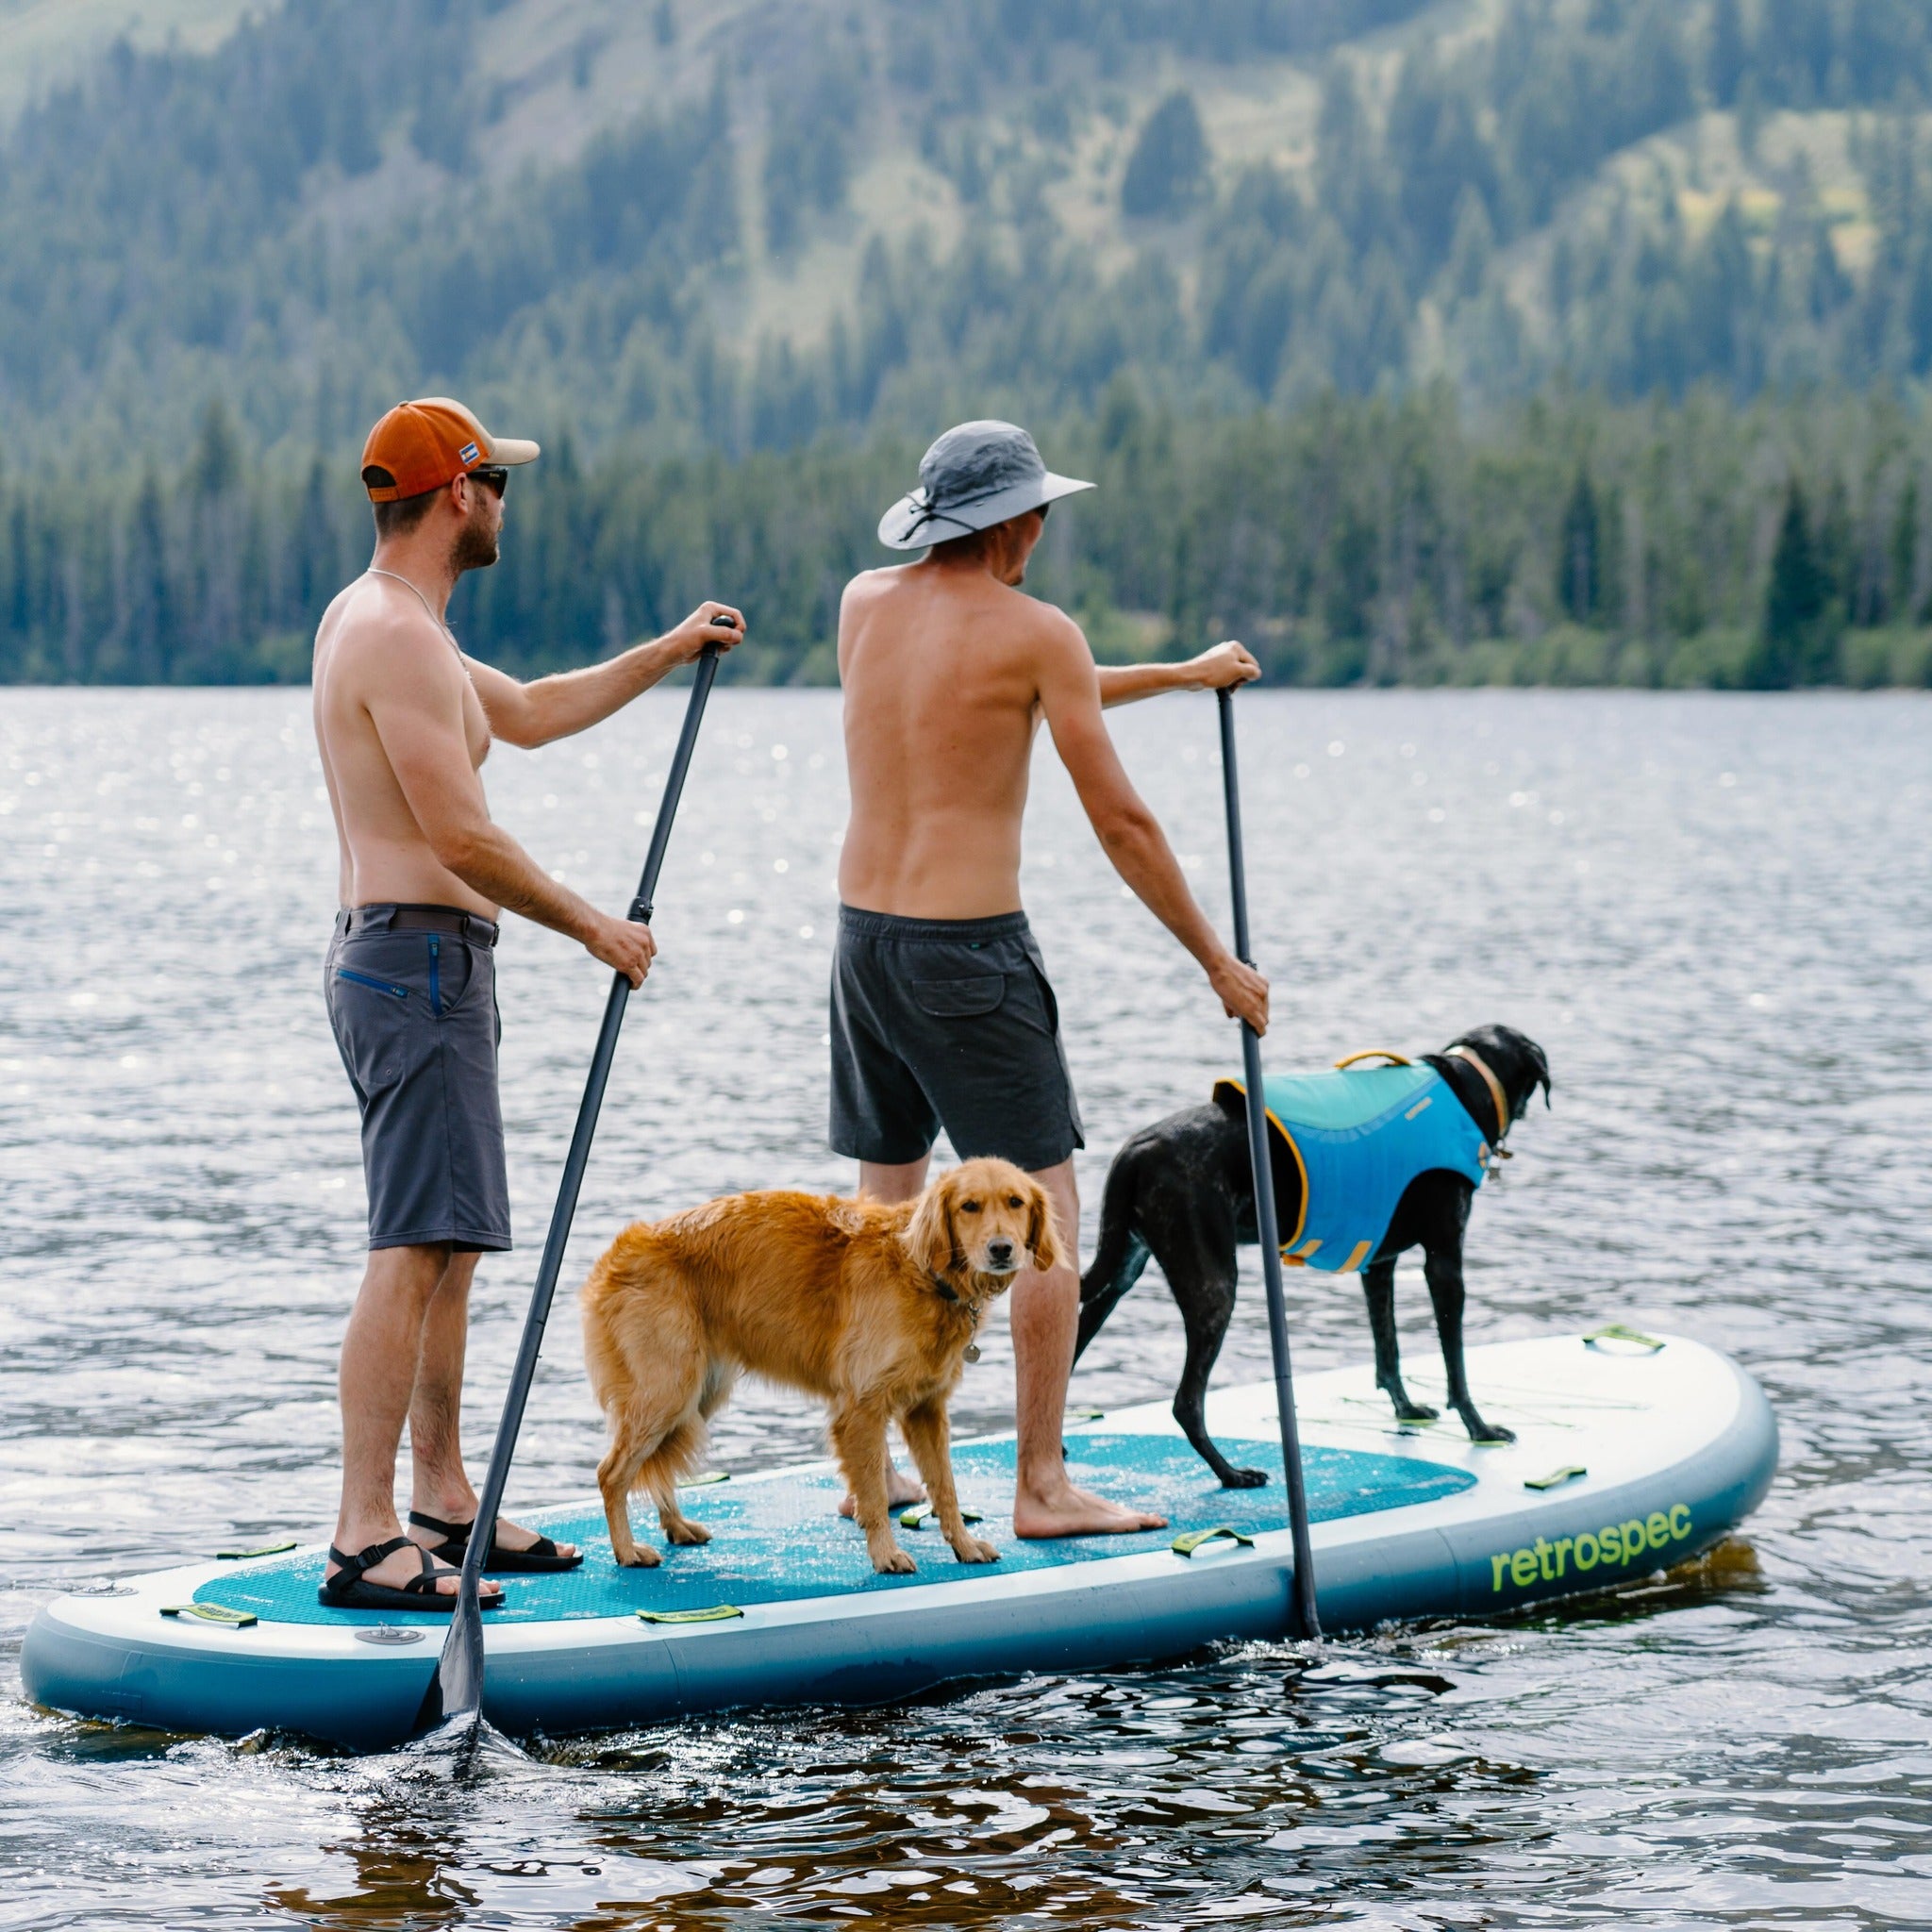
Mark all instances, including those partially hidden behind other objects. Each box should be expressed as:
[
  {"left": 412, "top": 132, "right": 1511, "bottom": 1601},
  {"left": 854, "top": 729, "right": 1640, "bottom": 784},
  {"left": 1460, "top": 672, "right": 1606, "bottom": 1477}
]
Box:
[
  {"left": 464, "top": 602, "right": 745, "bottom": 748},
  {"left": 1096, "top": 641, "right": 1260, "bottom": 710},
  {"left": 361, "top": 623, "right": 657, "bottom": 983},
  {"left": 1033, "top": 613, "right": 1270, "bottom": 1034}
]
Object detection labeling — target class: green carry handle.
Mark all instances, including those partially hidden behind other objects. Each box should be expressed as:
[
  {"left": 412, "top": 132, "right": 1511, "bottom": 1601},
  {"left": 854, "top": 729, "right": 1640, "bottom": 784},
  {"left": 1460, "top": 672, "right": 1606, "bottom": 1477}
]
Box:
[
  {"left": 1584, "top": 1324, "right": 1664, "bottom": 1353},
  {"left": 1524, "top": 1465, "right": 1589, "bottom": 1491},
  {"left": 637, "top": 1605, "right": 742, "bottom": 1625},
  {"left": 1172, "top": 1524, "right": 1255, "bottom": 1558},
  {"left": 160, "top": 1602, "right": 258, "bottom": 1628},
  {"left": 899, "top": 1504, "right": 985, "bottom": 1530}
]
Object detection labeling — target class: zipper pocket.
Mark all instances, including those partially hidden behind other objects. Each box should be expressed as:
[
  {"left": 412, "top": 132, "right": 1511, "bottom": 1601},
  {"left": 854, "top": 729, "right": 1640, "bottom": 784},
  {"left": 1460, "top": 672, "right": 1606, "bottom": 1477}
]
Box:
[
  {"left": 336, "top": 967, "right": 408, "bottom": 1000},
  {"left": 428, "top": 935, "right": 441, "bottom": 1017}
]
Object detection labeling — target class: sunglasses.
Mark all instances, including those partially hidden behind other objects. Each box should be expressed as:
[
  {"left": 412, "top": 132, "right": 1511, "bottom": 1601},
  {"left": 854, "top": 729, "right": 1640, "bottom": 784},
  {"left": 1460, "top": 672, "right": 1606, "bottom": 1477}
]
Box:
[{"left": 467, "top": 465, "right": 508, "bottom": 498}]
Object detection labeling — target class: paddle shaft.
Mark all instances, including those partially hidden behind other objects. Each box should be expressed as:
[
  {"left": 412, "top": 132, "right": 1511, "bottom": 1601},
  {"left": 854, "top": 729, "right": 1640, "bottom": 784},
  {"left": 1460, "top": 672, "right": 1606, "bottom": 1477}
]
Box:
[
  {"left": 423, "top": 642, "right": 723, "bottom": 1730},
  {"left": 1216, "top": 687, "right": 1322, "bottom": 1641}
]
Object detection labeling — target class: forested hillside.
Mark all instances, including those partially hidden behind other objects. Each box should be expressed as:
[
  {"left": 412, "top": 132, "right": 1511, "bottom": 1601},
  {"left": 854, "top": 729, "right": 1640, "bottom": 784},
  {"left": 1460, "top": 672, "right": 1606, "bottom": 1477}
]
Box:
[
  {"left": 5, "top": 0, "right": 1932, "bottom": 686},
  {"left": 8, "top": 386, "right": 1930, "bottom": 691}
]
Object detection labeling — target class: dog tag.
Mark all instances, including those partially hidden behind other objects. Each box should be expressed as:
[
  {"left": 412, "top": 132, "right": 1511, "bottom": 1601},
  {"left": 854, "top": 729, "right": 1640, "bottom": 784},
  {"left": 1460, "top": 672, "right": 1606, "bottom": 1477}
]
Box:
[{"left": 963, "top": 1342, "right": 981, "bottom": 1363}]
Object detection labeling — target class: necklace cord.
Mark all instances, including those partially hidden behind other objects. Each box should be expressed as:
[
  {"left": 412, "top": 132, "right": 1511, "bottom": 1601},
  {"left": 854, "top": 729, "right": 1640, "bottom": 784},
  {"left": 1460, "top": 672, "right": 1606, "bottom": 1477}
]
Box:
[{"left": 366, "top": 567, "right": 461, "bottom": 655}]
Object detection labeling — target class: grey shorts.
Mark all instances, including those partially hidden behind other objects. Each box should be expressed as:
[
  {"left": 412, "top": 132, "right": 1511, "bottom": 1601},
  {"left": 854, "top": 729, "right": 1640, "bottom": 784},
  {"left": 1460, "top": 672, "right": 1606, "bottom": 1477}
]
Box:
[
  {"left": 325, "top": 907, "right": 511, "bottom": 1253},
  {"left": 828, "top": 906, "right": 1083, "bottom": 1173}
]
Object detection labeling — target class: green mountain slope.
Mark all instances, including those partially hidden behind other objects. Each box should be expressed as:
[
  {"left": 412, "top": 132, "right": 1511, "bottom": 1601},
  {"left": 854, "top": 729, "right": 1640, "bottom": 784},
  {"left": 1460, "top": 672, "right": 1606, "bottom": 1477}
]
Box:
[{"left": 7, "top": 0, "right": 1932, "bottom": 475}]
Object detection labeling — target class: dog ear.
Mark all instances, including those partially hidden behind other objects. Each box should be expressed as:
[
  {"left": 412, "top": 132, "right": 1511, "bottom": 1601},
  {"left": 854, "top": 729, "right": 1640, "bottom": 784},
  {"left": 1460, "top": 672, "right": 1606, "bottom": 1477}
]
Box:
[
  {"left": 903, "top": 1173, "right": 957, "bottom": 1279},
  {"left": 1529, "top": 1039, "right": 1552, "bottom": 1110},
  {"left": 1025, "top": 1182, "right": 1061, "bottom": 1275}
]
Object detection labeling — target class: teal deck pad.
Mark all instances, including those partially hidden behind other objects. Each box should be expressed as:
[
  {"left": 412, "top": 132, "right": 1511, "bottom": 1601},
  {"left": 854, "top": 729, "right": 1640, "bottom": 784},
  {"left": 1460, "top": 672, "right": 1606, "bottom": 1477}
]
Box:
[{"left": 197, "top": 1435, "right": 1474, "bottom": 1627}]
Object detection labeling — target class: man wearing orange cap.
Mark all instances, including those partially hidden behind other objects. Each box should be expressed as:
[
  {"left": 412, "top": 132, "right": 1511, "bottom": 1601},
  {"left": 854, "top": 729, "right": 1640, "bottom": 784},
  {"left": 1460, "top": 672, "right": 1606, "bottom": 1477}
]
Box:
[{"left": 310, "top": 397, "right": 743, "bottom": 1613}]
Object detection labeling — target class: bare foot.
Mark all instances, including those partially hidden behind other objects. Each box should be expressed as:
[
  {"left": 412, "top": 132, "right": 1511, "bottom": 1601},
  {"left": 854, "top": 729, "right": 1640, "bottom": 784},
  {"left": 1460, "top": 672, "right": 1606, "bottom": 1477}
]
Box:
[
  {"left": 408, "top": 1513, "right": 578, "bottom": 1563},
  {"left": 837, "top": 1461, "right": 927, "bottom": 1520},
  {"left": 325, "top": 1539, "right": 501, "bottom": 1601},
  {"left": 1012, "top": 1480, "right": 1167, "bottom": 1541}
]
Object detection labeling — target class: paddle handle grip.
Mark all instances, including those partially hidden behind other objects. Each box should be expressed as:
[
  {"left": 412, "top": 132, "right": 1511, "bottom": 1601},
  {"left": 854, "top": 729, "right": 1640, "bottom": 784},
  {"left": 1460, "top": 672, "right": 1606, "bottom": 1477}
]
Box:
[{"left": 1217, "top": 687, "right": 1322, "bottom": 1642}]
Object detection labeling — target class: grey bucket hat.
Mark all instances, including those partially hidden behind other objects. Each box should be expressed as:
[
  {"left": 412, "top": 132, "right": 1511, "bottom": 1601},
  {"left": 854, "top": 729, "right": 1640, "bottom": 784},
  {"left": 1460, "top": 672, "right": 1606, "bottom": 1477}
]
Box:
[{"left": 878, "top": 420, "right": 1095, "bottom": 550}]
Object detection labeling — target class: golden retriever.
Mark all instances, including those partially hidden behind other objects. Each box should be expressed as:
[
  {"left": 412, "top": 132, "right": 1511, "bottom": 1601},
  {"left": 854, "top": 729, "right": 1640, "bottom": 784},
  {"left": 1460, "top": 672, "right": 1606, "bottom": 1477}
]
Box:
[{"left": 581, "top": 1157, "right": 1058, "bottom": 1574}]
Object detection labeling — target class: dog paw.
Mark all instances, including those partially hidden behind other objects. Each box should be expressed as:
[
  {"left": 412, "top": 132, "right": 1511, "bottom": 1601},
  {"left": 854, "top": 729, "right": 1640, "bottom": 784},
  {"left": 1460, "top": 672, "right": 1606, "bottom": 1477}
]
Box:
[
  {"left": 1222, "top": 1467, "right": 1270, "bottom": 1490},
  {"left": 873, "top": 1547, "right": 918, "bottom": 1575},
  {"left": 1394, "top": 1403, "right": 1441, "bottom": 1423},
  {"left": 1470, "top": 1421, "right": 1516, "bottom": 1444},
  {"left": 951, "top": 1536, "right": 1001, "bottom": 1564},
  {"left": 663, "top": 1522, "right": 712, "bottom": 1546},
  {"left": 616, "top": 1547, "right": 662, "bottom": 1569}
]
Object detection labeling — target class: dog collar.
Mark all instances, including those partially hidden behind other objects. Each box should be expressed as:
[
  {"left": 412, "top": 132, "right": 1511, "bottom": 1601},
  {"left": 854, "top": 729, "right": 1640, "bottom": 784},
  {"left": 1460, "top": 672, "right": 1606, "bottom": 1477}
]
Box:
[
  {"left": 929, "top": 1273, "right": 985, "bottom": 1362},
  {"left": 1446, "top": 1044, "right": 1510, "bottom": 1147}
]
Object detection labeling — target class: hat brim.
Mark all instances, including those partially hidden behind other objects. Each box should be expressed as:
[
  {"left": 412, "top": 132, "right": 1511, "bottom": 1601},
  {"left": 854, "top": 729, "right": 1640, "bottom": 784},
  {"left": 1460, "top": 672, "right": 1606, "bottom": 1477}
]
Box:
[
  {"left": 485, "top": 435, "right": 541, "bottom": 467},
  {"left": 877, "top": 470, "right": 1093, "bottom": 550}
]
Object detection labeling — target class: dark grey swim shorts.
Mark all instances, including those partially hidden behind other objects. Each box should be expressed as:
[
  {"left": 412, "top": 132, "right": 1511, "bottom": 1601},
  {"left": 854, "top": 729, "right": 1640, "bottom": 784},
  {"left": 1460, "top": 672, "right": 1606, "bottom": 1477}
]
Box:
[
  {"left": 325, "top": 905, "right": 510, "bottom": 1253},
  {"left": 829, "top": 906, "right": 1084, "bottom": 1173}
]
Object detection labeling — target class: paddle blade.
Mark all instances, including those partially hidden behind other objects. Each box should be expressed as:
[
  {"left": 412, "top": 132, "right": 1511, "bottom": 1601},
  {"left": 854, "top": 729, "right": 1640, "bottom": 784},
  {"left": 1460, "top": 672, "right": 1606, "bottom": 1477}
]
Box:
[{"left": 416, "top": 1582, "right": 485, "bottom": 1734}]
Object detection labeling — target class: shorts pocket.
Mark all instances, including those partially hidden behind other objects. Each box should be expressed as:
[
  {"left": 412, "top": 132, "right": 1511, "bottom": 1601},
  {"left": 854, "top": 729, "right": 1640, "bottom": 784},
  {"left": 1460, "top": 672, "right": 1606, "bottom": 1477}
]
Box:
[
  {"left": 336, "top": 967, "right": 408, "bottom": 1000},
  {"left": 1024, "top": 960, "right": 1060, "bottom": 1034},
  {"left": 424, "top": 933, "right": 479, "bottom": 1018},
  {"left": 911, "top": 974, "right": 1007, "bottom": 1018}
]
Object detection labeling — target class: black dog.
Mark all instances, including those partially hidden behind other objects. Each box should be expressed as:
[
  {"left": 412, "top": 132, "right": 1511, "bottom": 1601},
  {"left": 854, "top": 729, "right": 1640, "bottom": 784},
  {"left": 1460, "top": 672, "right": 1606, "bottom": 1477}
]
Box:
[{"left": 1075, "top": 1024, "right": 1551, "bottom": 1487}]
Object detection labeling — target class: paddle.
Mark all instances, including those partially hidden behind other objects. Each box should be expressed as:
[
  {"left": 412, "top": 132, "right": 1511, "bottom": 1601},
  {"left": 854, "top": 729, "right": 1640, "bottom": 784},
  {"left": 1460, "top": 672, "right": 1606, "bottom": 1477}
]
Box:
[
  {"left": 418, "top": 634, "right": 726, "bottom": 1736},
  {"left": 1215, "top": 684, "right": 1322, "bottom": 1641}
]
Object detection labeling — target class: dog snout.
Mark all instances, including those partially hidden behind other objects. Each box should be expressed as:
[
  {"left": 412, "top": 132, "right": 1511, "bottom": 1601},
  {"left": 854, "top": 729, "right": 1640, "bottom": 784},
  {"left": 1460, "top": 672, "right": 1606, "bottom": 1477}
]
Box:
[{"left": 985, "top": 1236, "right": 1017, "bottom": 1270}]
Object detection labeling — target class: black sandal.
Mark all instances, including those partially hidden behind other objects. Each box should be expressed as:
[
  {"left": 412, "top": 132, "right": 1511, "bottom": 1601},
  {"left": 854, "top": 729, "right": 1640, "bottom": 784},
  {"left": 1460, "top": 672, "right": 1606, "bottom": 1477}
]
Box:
[
  {"left": 408, "top": 1510, "right": 584, "bottom": 1574},
  {"left": 316, "top": 1536, "right": 504, "bottom": 1613}
]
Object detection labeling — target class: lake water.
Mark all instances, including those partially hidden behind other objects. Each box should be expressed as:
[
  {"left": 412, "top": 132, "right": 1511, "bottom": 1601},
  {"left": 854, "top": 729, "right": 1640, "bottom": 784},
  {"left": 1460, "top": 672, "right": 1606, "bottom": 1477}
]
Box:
[{"left": 2, "top": 686, "right": 1929, "bottom": 1929}]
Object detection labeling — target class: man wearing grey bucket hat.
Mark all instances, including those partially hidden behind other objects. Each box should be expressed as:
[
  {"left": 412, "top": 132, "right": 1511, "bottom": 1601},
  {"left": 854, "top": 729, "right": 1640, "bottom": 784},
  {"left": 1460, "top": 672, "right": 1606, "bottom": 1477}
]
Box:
[{"left": 833, "top": 420, "right": 1267, "bottom": 1541}]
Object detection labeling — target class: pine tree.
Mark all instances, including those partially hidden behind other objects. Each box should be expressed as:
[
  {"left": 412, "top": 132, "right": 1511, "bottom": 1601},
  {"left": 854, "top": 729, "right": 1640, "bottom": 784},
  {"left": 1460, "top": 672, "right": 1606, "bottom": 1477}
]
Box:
[
  {"left": 1122, "top": 91, "right": 1209, "bottom": 218},
  {"left": 1560, "top": 469, "right": 1600, "bottom": 621},
  {"left": 1751, "top": 480, "right": 1836, "bottom": 687}
]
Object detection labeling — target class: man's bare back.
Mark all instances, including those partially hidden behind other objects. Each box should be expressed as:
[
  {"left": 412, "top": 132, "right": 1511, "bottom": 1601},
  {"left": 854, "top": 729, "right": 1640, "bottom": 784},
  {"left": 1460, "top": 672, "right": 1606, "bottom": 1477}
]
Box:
[{"left": 838, "top": 560, "right": 1057, "bottom": 920}]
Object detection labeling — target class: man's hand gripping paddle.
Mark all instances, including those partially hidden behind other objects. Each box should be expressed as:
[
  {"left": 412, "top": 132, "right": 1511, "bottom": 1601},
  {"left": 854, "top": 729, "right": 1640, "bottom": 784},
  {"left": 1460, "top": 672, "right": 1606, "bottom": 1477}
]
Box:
[
  {"left": 418, "top": 633, "right": 728, "bottom": 1738},
  {"left": 1216, "top": 686, "right": 1322, "bottom": 1641}
]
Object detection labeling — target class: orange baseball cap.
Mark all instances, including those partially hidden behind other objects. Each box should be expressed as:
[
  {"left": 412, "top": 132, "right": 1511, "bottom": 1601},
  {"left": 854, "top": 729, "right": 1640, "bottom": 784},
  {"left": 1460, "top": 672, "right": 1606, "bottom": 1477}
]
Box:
[{"left": 359, "top": 396, "right": 541, "bottom": 501}]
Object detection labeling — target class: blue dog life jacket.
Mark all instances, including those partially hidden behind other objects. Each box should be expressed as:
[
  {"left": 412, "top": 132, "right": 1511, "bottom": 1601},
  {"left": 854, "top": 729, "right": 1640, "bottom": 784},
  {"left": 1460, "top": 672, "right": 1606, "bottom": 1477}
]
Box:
[{"left": 1212, "top": 1061, "right": 1491, "bottom": 1274}]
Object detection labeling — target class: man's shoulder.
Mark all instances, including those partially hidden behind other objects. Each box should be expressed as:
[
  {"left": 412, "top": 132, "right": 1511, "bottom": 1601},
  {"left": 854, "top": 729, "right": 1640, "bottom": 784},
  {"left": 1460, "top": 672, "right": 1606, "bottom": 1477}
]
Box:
[
  {"left": 841, "top": 563, "right": 912, "bottom": 607},
  {"left": 1000, "top": 585, "right": 1088, "bottom": 656},
  {"left": 318, "top": 580, "right": 460, "bottom": 693}
]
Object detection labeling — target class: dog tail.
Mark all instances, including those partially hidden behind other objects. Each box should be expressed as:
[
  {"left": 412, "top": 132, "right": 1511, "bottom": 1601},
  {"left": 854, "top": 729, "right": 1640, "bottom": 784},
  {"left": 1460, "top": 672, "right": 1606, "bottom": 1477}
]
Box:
[{"left": 1074, "top": 1153, "right": 1152, "bottom": 1363}]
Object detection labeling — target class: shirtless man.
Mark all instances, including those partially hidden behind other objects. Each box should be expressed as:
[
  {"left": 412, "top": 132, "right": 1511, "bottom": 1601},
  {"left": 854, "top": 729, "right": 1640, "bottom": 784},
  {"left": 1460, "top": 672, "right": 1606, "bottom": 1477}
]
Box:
[
  {"left": 833, "top": 419, "right": 1269, "bottom": 1539},
  {"left": 311, "top": 397, "right": 742, "bottom": 1611}
]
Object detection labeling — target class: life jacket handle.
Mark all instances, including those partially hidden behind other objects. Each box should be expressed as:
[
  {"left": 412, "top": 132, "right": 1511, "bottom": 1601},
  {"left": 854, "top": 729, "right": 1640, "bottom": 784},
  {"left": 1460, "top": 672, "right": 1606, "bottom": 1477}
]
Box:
[{"left": 1333, "top": 1049, "right": 1413, "bottom": 1070}]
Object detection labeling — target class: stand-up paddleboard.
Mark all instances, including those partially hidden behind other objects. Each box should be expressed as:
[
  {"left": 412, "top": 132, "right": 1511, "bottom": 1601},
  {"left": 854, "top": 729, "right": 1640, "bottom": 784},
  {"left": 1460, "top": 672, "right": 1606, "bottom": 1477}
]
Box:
[{"left": 23, "top": 1329, "right": 1774, "bottom": 1749}]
